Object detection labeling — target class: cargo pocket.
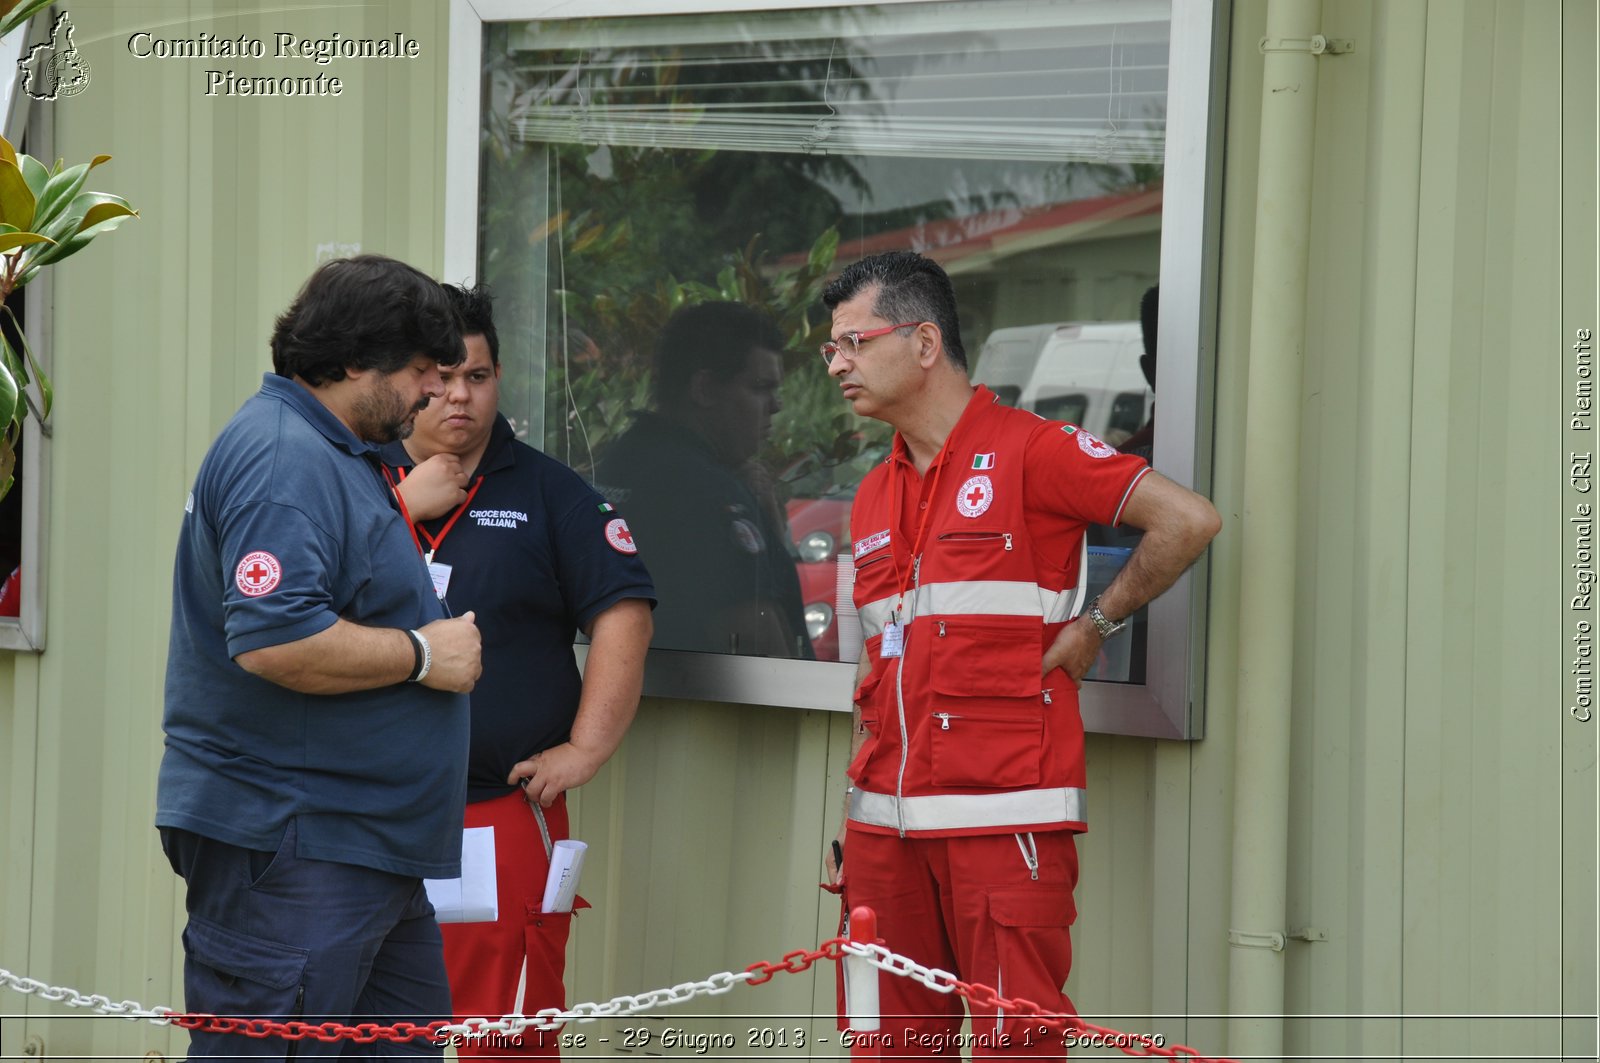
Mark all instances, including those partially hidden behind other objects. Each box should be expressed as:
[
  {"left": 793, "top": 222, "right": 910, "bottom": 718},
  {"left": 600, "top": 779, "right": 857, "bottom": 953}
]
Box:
[
  {"left": 852, "top": 667, "right": 884, "bottom": 727},
  {"left": 986, "top": 886, "right": 1076, "bottom": 1034},
  {"left": 929, "top": 713, "right": 1043, "bottom": 788},
  {"left": 927, "top": 622, "right": 1041, "bottom": 698},
  {"left": 927, "top": 621, "right": 1044, "bottom": 787},
  {"left": 182, "top": 915, "right": 308, "bottom": 1023},
  {"left": 523, "top": 911, "right": 573, "bottom": 1007}
]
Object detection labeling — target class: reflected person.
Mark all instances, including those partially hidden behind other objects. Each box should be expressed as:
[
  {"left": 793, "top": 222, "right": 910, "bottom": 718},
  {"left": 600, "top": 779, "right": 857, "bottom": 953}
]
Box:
[{"left": 595, "top": 301, "right": 812, "bottom": 658}]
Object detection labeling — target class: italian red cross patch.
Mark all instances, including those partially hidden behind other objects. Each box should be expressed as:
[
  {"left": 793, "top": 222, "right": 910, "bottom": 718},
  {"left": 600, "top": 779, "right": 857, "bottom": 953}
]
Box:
[
  {"left": 956, "top": 475, "right": 994, "bottom": 518},
  {"left": 605, "top": 517, "right": 638, "bottom": 555},
  {"left": 235, "top": 551, "right": 282, "bottom": 597}
]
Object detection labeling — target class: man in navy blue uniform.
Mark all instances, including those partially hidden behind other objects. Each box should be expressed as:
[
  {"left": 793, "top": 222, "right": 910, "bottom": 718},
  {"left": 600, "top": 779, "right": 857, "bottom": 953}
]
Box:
[
  {"left": 384, "top": 284, "right": 654, "bottom": 1058},
  {"left": 595, "top": 301, "right": 810, "bottom": 659},
  {"left": 158, "top": 255, "right": 484, "bottom": 1057}
]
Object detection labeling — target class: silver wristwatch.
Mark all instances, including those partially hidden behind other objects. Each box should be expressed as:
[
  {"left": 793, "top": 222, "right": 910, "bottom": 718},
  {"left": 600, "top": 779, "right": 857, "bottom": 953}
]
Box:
[{"left": 1087, "top": 596, "right": 1126, "bottom": 639}]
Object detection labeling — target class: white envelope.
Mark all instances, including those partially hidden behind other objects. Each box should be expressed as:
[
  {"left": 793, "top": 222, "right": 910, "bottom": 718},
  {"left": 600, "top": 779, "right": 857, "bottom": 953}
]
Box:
[{"left": 424, "top": 826, "right": 498, "bottom": 923}]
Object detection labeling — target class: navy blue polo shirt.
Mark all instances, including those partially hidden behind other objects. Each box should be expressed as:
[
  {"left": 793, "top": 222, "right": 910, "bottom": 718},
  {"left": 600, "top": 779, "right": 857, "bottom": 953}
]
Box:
[
  {"left": 381, "top": 416, "right": 656, "bottom": 802},
  {"left": 595, "top": 412, "right": 812, "bottom": 659},
  {"left": 158, "top": 374, "right": 469, "bottom": 879}
]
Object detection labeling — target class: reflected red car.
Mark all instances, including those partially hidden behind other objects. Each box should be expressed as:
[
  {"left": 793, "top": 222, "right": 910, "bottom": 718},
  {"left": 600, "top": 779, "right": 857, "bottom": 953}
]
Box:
[{"left": 781, "top": 443, "right": 889, "bottom": 663}]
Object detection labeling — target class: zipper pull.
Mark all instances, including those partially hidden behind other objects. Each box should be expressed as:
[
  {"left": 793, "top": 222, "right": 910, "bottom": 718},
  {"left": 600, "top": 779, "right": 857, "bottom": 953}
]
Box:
[
  {"left": 1015, "top": 833, "right": 1040, "bottom": 880},
  {"left": 938, "top": 620, "right": 947, "bottom": 637},
  {"left": 913, "top": 555, "right": 923, "bottom": 585},
  {"left": 1042, "top": 688, "right": 1053, "bottom": 705},
  {"left": 1003, "top": 533, "right": 1013, "bottom": 551},
  {"left": 933, "top": 712, "right": 954, "bottom": 730}
]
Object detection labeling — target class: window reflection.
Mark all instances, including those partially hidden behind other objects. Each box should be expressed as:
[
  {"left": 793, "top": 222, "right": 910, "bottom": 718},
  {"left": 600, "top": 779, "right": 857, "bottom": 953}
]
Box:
[{"left": 479, "top": 2, "right": 1171, "bottom": 676}]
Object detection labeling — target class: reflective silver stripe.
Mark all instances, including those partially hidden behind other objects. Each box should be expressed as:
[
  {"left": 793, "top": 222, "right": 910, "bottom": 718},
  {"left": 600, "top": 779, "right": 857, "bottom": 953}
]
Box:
[
  {"left": 859, "top": 579, "right": 1083, "bottom": 637},
  {"left": 859, "top": 592, "right": 899, "bottom": 638},
  {"left": 919, "top": 580, "right": 1044, "bottom": 619},
  {"left": 849, "top": 786, "right": 1087, "bottom": 832}
]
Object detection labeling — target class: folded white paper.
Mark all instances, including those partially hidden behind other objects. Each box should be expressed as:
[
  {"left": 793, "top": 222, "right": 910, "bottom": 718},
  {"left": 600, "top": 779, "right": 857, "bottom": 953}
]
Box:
[
  {"left": 424, "top": 826, "right": 498, "bottom": 923},
  {"left": 541, "top": 839, "right": 587, "bottom": 913}
]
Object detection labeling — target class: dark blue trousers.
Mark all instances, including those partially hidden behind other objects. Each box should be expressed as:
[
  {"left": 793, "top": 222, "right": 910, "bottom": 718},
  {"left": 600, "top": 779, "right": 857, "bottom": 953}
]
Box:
[{"left": 162, "top": 820, "right": 451, "bottom": 1059}]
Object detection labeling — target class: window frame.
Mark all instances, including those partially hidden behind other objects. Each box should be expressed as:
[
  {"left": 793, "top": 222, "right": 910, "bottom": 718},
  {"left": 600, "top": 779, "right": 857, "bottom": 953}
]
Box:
[
  {"left": 0, "top": 27, "right": 53, "bottom": 654},
  {"left": 446, "top": 0, "right": 1227, "bottom": 739}
]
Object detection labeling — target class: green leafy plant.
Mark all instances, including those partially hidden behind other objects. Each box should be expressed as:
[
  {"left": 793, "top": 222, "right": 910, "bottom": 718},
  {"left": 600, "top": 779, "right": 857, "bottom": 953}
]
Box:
[
  {"left": 0, "top": 133, "right": 138, "bottom": 496},
  {"left": 0, "top": 1, "right": 55, "bottom": 41}
]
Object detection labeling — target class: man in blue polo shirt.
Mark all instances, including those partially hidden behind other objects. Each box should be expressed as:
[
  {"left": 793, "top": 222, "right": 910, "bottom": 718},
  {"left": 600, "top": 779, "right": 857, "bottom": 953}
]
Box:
[
  {"left": 384, "top": 283, "right": 654, "bottom": 1058},
  {"left": 158, "top": 255, "right": 483, "bottom": 1058}
]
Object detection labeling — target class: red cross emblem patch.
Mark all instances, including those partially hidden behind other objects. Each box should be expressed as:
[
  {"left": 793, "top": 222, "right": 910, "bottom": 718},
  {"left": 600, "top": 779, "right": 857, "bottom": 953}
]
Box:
[
  {"left": 605, "top": 517, "right": 638, "bottom": 555},
  {"left": 235, "top": 551, "right": 282, "bottom": 597},
  {"left": 956, "top": 475, "right": 994, "bottom": 518}
]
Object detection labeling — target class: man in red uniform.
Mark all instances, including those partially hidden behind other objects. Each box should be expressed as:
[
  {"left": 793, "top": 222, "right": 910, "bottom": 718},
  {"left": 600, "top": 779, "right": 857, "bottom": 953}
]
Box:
[{"left": 821, "top": 251, "right": 1220, "bottom": 1057}]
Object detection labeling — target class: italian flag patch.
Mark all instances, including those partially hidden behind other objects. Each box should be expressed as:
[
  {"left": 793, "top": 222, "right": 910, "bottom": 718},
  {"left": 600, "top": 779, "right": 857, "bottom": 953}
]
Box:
[
  {"left": 972, "top": 453, "right": 995, "bottom": 470},
  {"left": 597, "top": 502, "right": 615, "bottom": 514}
]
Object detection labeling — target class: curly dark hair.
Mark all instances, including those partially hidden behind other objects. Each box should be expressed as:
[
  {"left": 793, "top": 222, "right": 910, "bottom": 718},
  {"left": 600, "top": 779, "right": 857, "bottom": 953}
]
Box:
[
  {"left": 821, "top": 250, "right": 966, "bottom": 371},
  {"left": 271, "top": 255, "right": 464, "bottom": 385},
  {"left": 441, "top": 282, "right": 500, "bottom": 365}
]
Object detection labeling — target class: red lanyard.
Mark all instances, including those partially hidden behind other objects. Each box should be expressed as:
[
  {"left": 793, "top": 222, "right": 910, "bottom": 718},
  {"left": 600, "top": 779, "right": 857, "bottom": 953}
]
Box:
[
  {"left": 381, "top": 465, "right": 484, "bottom": 563},
  {"left": 887, "top": 434, "right": 953, "bottom": 623}
]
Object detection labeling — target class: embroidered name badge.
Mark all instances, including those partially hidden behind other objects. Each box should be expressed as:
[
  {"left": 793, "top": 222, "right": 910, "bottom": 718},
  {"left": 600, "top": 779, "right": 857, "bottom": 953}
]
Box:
[
  {"left": 235, "top": 551, "right": 282, "bottom": 597},
  {"left": 956, "top": 475, "right": 994, "bottom": 518},
  {"left": 604, "top": 517, "right": 638, "bottom": 554},
  {"left": 854, "top": 529, "right": 891, "bottom": 560}
]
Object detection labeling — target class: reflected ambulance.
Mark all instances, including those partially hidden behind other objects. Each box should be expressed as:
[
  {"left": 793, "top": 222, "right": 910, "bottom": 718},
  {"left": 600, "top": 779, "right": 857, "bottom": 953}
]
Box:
[{"left": 971, "top": 321, "right": 1151, "bottom": 446}]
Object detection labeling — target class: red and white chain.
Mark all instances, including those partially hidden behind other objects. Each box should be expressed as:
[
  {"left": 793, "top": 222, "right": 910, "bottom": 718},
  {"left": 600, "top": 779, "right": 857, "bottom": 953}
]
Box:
[
  {"left": 0, "top": 967, "right": 174, "bottom": 1023},
  {"left": 5, "top": 938, "right": 1233, "bottom": 1062},
  {"left": 0, "top": 943, "right": 845, "bottom": 1044}
]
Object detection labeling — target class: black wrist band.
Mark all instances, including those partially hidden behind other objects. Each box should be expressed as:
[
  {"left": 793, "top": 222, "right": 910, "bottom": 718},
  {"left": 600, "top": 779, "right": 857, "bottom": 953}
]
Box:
[{"left": 404, "top": 628, "right": 426, "bottom": 682}]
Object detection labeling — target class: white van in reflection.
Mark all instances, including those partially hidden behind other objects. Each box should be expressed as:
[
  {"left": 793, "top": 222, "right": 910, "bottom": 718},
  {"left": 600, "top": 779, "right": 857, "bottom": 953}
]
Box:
[{"left": 971, "top": 321, "right": 1151, "bottom": 446}]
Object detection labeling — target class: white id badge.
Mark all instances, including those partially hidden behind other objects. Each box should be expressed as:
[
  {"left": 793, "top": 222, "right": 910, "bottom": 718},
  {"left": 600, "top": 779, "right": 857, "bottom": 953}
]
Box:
[
  {"left": 881, "top": 622, "right": 904, "bottom": 658},
  {"left": 427, "top": 561, "right": 453, "bottom": 600}
]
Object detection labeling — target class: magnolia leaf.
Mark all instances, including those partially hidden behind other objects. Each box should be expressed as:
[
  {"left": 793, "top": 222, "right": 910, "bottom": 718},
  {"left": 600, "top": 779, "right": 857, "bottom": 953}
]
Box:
[
  {"left": 77, "top": 200, "right": 137, "bottom": 232},
  {"left": 17, "top": 154, "right": 47, "bottom": 200},
  {"left": 16, "top": 189, "right": 97, "bottom": 267},
  {"left": 3, "top": 305, "right": 49, "bottom": 420},
  {"left": 89, "top": 154, "right": 111, "bottom": 169},
  {"left": 570, "top": 224, "right": 605, "bottom": 254},
  {"left": 526, "top": 210, "right": 569, "bottom": 246},
  {"left": 0, "top": 332, "right": 21, "bottom": 383},
  {"left": 0, "top": 138, "right": 14, "bottom": 170},
  {"left": 808, "top": 227, "right": 840, "bottom": 274},
  {"left": 21, "top": 229, "right": 89, "bottom": 268},
  {"left": 0, "top": 0, "right": 55, "bottom": 41},
  {"left": 0, "top": 232, "right": 52, "bottom": 253},
  {"left": 0, "top": 223, "right": 15, "bottom": 235},
  {"left": 68, "top": 190, "right": 131, "bottom": 213},
  {"left": 32, "top": 161, "right": 94, "bottom": 229},
  {"left": 0, "top": 357, "right": 18, "bottom": 428},
  {"left": 0, "top": 161, "right": 34, "bottom": 231}
]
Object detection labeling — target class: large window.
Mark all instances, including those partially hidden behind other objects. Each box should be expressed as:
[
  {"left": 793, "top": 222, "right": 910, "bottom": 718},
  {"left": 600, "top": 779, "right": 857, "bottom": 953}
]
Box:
[{"left": 450, "top": 0, "right": 1224, "bottom": 738}]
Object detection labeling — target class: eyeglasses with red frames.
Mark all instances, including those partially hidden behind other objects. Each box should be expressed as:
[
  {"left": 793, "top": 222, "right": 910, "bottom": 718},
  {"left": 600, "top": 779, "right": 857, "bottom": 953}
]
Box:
[{"left": 819, "top": 322, "right": 923, "bottom": 365}]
